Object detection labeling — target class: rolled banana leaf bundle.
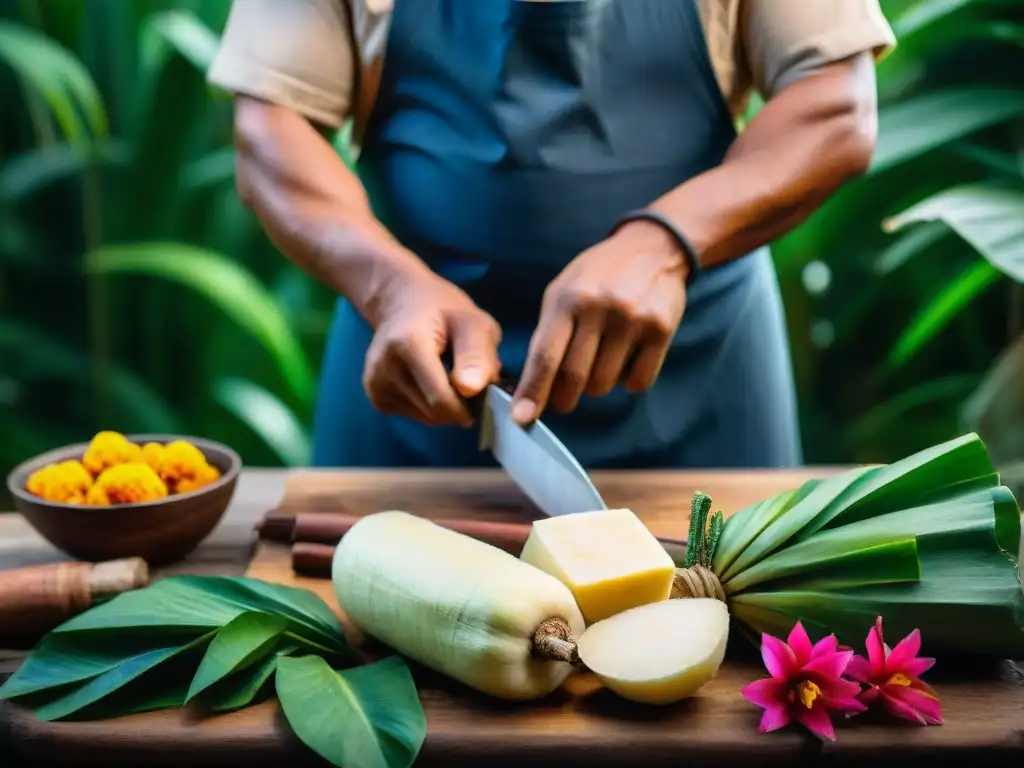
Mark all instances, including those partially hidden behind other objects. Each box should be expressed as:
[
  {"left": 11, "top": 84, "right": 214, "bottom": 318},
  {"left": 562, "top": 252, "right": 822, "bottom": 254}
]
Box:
[{"left": 684, "top": 433, "right": 1024, "bottom": 658}]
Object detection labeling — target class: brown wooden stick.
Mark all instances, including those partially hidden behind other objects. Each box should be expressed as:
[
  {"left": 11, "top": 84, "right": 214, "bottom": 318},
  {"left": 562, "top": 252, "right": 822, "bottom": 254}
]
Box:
[
  {"left": 294, "top": 513, "right": 538, "bottom": 554},
  {"left": 257, "top": 509, "right": 296, "bottom": 543},
  {"left": 292, "top": 542, "right": 335, "bottom": 578},
  {"left": 0, "top": 557, "right": 149, "bottom": 640}
]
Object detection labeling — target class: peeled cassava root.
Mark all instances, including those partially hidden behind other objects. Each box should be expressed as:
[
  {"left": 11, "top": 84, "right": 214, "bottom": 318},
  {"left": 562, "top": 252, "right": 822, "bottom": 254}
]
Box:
[
  {"left": 332, "top": 511, "right": 587, "bottom": 700},
  {"left": 577, "top": 598, "right": 730, "bottom": 705}
]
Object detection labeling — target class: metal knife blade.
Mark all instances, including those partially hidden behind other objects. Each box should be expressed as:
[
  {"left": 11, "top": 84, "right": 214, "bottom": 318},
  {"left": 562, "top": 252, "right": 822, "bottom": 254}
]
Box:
[{"left": 479, "top": 385, "right": 608, "bottom": 517}]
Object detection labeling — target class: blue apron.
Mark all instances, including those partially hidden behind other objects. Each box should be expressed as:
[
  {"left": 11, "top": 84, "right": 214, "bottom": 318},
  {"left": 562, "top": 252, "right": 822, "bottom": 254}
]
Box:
[{"left": 313, "top": 0, "right": 801, "bottom": 469}]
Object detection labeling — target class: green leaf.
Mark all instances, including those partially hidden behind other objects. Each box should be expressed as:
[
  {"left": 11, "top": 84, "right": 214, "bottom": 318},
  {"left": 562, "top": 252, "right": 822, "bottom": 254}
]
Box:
[
  {"left": 207, "top": 646, "right": 297, "bottom": 713},
  {"left": 213, "top": 377, "right": 312, "bottom": 467},
  {"left": 85, "top": 243, "right": 316, "bottom": 406},
  {"left": 962, "top": 336, "right": 1024, "bottom": 463},
  {"left": 874, "top": 220, "right": 950, "bottom": 275},
  {"left": 0, "top": 320, "right": 181, "bottom": 434},
  {"left": 725, "top": 534, "right": 921, "bottom": 594},
  {"left": 714, "top": 434, "right": 1024, "bottom": 659},
  {"left": 887, "top": 260, "right": 1001, "bottom": 370},
  {"left": 145, "top": 10, "right": 220, "bottom": 72},
  {"left": 186, "top": 612, "right": 288, "bottom": 702},
  {"left": 52, "top": 578, "right": 253, "bottom": 635},
  {"left": 799, "top": 432, "right": 999, "bottom": 536},
  {"left": 166, "top": 577, "right": 346, "bottom": 652},
  {"left": 844, "top": 374, "right": 981, "bottom": 447},
  {"left": 884, "top": 184, "right": 1024, "bottom": 284},
  {"left": 180, "top": 147, "right": 236, "bottom": 193},
  {"left": 719, "top": 468, "right": 878, "bottom": 582},
  {"left": 0, "top": 141, "right": 131, "bottom": 203},
  {"left": 276, "top": 656, "right": 427, "bottom": 768},
  {"left": 56, "top": 577, "right": 347, "bottom": 656},
  {"left": 34, "top": 633, "right": 214, "bottom": 721},
  {"left": 713, "top": 489, "right": 801, "bottom": 578},
  {"left": 871, "top": 89, "right": 1024, "bottom": 174},
  {"left": 0, "top": 20, "right": 108, "bottom": 140},
  {"left": 0, "top": 635, "right": 129, "bottom": 700},
  {"left": 891, "top": 0, "right": 987, "bottom": 38}
]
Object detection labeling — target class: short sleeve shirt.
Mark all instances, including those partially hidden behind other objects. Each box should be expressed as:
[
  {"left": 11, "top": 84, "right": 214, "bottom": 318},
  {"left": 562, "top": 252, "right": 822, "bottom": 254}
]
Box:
[{"left": 208, "top": 0, "right": 896, "bottom": 133}]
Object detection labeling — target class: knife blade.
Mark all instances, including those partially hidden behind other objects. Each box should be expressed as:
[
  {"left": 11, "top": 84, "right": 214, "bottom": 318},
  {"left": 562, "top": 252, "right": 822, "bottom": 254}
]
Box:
[{"left": 477, "top": 384, "right": 608, "bottom": 517}]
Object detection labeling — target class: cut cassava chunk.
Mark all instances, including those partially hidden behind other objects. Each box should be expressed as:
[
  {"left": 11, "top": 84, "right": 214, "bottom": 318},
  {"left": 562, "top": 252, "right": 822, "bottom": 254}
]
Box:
[
  {"left": 577, "top": 598, "right": 729, "bottom": 705},
  {"left": 332, "top": 511, "right": 586, "bottom": 700},
  {"left": 520, "top": 508, "right": 675, "bottom": 624}
]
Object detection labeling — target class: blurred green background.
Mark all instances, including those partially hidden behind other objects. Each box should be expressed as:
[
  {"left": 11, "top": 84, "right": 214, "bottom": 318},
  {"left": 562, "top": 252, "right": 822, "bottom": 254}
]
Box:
[{"left": 0, "top": 0, "right": 1021, "bottom": 500}]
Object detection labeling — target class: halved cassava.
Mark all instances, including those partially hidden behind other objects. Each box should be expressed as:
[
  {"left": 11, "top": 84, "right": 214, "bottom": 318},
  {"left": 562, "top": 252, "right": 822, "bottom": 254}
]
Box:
[{"left": 577, "top": 598, "right": 729, "bottom": 705}]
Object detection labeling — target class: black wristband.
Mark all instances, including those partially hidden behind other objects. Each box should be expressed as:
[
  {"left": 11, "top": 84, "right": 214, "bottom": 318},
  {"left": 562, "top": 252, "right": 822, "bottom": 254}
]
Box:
[{"left": 611, "top": 209, "right": 702, "bottom": 286}]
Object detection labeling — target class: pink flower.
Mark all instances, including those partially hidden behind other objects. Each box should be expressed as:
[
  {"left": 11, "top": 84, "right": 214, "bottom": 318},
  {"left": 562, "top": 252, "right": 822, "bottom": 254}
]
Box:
[
  {"left": 742, "top": 622, "right": 866, "bottom": 742},
  {"left": 845, "top": 617, "right": 942, "bottom": 726}
]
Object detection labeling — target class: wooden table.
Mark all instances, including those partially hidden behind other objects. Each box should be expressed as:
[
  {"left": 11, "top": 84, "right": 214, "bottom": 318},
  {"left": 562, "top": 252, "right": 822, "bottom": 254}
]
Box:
[{"left": 2, "top": 468, "right": 1023, "bottom": 768}]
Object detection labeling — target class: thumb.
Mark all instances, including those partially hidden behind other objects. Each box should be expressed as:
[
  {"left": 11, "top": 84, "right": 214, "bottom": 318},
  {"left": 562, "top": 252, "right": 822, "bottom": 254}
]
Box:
[{"left": 450, "top": 315, "right": 501, "bottom": 398}]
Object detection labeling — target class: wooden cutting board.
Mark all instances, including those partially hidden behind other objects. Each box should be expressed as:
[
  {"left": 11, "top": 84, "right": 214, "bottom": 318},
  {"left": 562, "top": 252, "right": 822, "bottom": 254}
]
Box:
[{"left": 4, "top": 469, "right": 1024, "bottom": 767}]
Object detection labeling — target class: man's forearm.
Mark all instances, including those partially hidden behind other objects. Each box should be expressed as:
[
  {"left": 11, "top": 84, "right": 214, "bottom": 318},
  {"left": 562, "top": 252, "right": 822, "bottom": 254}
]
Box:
[
  {"left": 233, "top": 97, "right": 430, "bottom": 325},
  {"left": 648, "top": 52, "right": 879, "bottom": 270}
]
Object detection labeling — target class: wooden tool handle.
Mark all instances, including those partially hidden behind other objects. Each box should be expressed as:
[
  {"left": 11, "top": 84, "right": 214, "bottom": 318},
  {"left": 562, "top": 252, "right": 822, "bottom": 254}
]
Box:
[{"left": 0, "top": 558, "right": 149, "bottom": 641}]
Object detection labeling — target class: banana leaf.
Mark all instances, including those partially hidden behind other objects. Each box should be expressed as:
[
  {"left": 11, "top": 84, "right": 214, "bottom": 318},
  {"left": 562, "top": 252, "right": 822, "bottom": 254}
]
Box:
[{"left": 689, "top": 433, "right": 1024, "bottom": 658}]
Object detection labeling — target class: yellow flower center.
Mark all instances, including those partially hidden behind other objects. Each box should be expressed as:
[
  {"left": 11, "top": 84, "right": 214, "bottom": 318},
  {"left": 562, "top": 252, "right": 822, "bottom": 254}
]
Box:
[
  {"left": 887, "top": 673, "right": 912, "bottom": 687},
  {"left": 798, "top": 681, "right": 821, "bottom": 709}
]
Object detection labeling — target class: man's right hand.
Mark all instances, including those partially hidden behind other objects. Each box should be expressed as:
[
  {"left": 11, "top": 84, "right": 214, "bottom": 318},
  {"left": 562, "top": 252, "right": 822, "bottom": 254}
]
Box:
[{"left": 363, "top": 269, "right": 502, "bottom": 427}]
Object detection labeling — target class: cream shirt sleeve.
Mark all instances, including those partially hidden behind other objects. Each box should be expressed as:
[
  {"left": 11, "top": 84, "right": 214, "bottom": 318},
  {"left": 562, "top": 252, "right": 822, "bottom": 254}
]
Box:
[
  {"left": 207, "top": 0, "right": 356, "bottom": 129},
  {"left": 743, "top": 0, "right": 897, "bottom": 99}
]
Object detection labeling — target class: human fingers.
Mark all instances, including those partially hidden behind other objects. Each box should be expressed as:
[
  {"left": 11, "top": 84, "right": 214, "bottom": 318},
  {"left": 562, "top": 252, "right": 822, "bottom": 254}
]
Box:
[
  {"left": 549, "top": 313, "right": 602, "bottom": 414},
  {"left": 622, "top": 334, "right": 672, "bottom": 393},
  {"left": 395, "top": 334, "right": 473, "bottom": 427},
  {"left": 586, "top": 317, "right": 637, "bottom": 397},
  {"left": 511, "top": 305, "right": 573, "bottom": 425},
  {"left": 449, "top": 311, "right": 502, "bottom": 399}
]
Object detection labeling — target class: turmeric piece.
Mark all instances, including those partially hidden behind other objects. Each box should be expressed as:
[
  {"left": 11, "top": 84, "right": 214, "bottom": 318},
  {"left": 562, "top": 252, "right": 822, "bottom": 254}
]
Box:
[
  {"left": 25, "top": 460, "right": 94, "bottom": 504},
  {"left": 82, "top": 431, "right": 143, "bottom": 476},
  {"left": 89, "top": 463, "right": 169, "bottom": 505}
]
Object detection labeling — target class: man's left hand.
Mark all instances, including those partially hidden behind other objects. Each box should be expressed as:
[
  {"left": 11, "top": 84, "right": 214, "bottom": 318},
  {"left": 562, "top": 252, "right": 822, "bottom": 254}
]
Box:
[{"left": 510, "top": 219, "right": 689, "bottom": 425}]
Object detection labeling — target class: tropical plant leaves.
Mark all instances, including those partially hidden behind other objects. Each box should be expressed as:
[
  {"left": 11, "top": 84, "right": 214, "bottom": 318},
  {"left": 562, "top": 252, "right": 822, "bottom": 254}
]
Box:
[
  {"left": 35, "top": 634, "right": 214, "bottom": 722},
  {"left": 186, "top": 612, "right": 288, "bottom": 702},
  {"left": 52, "top": 577, "right": 252, "bottom": 635},
  {"left": 0, "top": 576, "right": 423, "bottom": 768},
  {"left": 85, "top": 243, "right": 316, "bottom": 406},
  {"left": 207, "top": 645, "right": 297, "bottom": 713},
  {"left": 886, "top": 260, "right": 1001, "bottom": 370},
  {"left": 884, "top": 184, "right": 1024, "bottom": 284},
  {"left": 710, "top": 433, "right": 1024, "bottom": 658},
  {"left": 871, "top": 89, "right": 1024, "bottom": 173},
  {"left": 0, "top": 19, "right": 108, "bottom": 140},
  {"left": 213, "top": 377, "right": 312, "bottom": 467},
  {"left": 0, "top": 635, "right": 139, "bottom": 699},
  {"left": 276, "top": 656, "right": 427, "bottom": 768}
]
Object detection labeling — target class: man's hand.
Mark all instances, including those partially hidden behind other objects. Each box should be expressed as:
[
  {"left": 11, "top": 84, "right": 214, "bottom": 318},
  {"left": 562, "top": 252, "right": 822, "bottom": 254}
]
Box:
[
  {"left": 364, "top": 269, "right": 502, "bottom": 427},
  {"left": 510, "top": 220, "right": 688, "bottom": 425}
]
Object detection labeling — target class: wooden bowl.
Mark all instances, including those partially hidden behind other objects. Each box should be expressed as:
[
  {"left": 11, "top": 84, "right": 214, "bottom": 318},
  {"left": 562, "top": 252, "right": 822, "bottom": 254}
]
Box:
[{"left": 6, "top": 435, "right": 241, "bottom": 567}]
